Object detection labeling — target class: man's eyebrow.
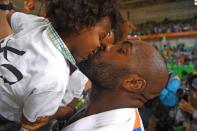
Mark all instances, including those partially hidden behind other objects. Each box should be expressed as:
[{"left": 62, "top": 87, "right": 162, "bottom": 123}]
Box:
[
  {"left": 122, "top": 40, "right": 136, "bottom": 55},
  {"left": 122, "top": 40, "right": 133, "bottom": 46}
]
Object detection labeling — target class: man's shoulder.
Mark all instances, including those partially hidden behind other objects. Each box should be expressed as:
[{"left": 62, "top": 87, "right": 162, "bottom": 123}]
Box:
[{"left": 62, "top": 108, "right": 137, "bottom": 131}]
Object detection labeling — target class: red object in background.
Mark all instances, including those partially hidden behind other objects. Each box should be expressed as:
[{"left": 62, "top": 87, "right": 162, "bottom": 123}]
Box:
[{"left": 141, "top": 31, "right": 197, "bottom": 40}]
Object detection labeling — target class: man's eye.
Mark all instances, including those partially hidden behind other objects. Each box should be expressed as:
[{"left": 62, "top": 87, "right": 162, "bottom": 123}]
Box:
[{"left": 117, "top": 48, "right": 126, "bottom": 54}]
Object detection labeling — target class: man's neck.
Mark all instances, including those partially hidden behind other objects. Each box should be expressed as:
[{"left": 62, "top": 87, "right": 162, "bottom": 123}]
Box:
[{"left": 85, "top": 87, "right": 145, "bottom": 116}]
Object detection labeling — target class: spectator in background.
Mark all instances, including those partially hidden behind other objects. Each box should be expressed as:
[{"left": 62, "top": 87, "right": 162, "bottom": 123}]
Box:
[
  {"left": 178, "top": 75, "right": 197, "bottom": 131},
  {"left": 0, "top": 0, "right": 13, "bottom": 39},
  {"left": 160, "top": 71, "right": 181, "bottom": 108},
  {"left": 131, "top": 17, "right": 197, "bottom": 36},
  {"left": 140, "top": 71, "right": 181, "bottom": 130},
  {"left": 118, "top": 20, "right": 135, "bottom": 41},
  {"left": 0, "top": 0, "right": 36, "bottom": 40},
  {"left": 22, "top": 0, "right": 46, "bottom": 16},
  {"left": 22, "top": 0, "right": 36, "bottom": 13},
  {"left": 37, "top": 0, "right": 46, "bottom": 17}
]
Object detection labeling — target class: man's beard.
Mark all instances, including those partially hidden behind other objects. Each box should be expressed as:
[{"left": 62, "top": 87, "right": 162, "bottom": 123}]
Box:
[
  {"left": 78, "top": 51, "right": 127, "bottom": 89},
  {"left": 78, "top": 50, "right": 116, "bottom": 88},
  {"left": 78, "top": 50, "right": 101, "bottom": 79}
]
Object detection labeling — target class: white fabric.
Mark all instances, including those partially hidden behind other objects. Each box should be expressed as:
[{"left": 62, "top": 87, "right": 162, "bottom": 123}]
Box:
[
  {"left": 62, "top": 70, "right": 88, "bottom": 106},
  {"left": 62, "top": 108, "right": 144, "bottom": 131},
  {"left": 0, "top": 12, "right": 70, "bottom": 122},
  {"left": 193, "top": 110, "right": 197, "bottom": 119}
]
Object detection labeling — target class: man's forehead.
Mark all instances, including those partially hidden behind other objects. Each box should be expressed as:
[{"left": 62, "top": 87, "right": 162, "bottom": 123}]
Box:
[{"left": 120, "top": 40, "right": 149, "bottom": 48}]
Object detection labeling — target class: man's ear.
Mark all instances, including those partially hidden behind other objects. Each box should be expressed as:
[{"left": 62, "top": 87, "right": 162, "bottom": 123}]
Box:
[{"left": 121, "top": 74, "right": 146, "bottom": 93}]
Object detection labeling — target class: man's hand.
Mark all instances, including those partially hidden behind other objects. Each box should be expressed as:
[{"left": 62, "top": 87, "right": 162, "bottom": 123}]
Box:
[{"left": 179, "top": 99, "right": 196, "bottom": 114}]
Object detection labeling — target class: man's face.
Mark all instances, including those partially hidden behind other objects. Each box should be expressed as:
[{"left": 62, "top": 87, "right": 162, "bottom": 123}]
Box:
[
  {"left": 78, "top": 41, "right": 136, "bottom": 88},
  {"left": 72, "top": 17, "right": 111, "bottom": 63},
  {"left": 79, "top": 41, "right": 168, "bottom": 100}
]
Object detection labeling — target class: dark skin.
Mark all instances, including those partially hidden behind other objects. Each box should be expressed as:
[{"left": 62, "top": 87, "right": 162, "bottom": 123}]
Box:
[{"left": 78, "top": 40, "right": 168, "bottom": 116}]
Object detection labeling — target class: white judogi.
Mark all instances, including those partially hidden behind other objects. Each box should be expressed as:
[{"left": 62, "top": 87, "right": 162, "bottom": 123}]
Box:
[
  {"left": 0, "top": 12, "right": 87, "bottom": 123},
  {"left": 62, "top": 69, "right": 88, "bottom": 106},
  {"left": 62, "top": 108, "right": 144, "bottom": 131}
]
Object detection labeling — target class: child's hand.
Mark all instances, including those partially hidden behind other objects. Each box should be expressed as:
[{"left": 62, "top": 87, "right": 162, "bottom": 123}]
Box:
[{"left": 23, "top": 0, "right": 35, "bottom": 13}]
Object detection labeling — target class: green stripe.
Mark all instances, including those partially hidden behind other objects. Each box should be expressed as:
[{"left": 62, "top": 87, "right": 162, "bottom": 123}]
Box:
[{"left": 47, "top": 24, "right": 76, "bottom": 66}]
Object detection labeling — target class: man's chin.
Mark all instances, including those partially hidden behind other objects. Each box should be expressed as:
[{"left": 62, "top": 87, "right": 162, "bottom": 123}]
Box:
[
  {"left": 78, "top": 59, "right": 90, "bottom": 75},
  {"left": 77, "top": 50, "right": 102, "bottom": 78},
  {"left": 73, "top": 54, "right": 91, "bottom": 66},
  {"left": 75, "top": 57, "right": 84, "bottom": 65}
]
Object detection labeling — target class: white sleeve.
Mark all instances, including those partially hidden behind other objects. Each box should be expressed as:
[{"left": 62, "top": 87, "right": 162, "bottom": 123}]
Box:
[
  {"left": 61, "top": 70, "right": 88, "bottom": 106},
  {"left": 10, "top": 12, "right": 45, "bottom": 34},
  {"left": 23, "top": 91, "right": 64, "bottom": 122},
  {"left": 68, "top": 70, "right": 88, "bottom": 98},
  {"left": 193, "top": 110, "right": 197, "bottom": 119}
]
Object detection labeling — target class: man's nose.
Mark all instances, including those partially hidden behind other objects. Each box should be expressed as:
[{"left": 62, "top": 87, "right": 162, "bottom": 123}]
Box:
[{"left": 102, "top": 44, "right": 113, "bottom": 52}]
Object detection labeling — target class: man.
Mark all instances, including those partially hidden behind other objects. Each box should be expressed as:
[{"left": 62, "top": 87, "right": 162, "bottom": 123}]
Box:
[
  {"left": 0, "top": 0, "right": 119, "bottom": 130},
  {"left": 63, "top": 40, "right": 168, "bottom": 131}
]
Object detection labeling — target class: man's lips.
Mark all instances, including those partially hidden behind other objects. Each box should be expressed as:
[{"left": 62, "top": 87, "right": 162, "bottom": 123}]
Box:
[
  {"left": 83, "top": 48, "right": 99, "bottom": 61},
  {"left": 81, "top": 46, "right": 106, "bottom": 62}
]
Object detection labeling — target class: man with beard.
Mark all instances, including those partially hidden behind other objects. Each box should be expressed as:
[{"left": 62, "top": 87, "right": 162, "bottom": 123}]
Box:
[{"left": 62, "top": 40, "right": 168, "bottom": 131}]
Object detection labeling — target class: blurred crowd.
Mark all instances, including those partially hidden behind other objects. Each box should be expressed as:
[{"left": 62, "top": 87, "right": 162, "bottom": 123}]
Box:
[
  {"left": 139, "top": 69, "right": 197, "bottom": 131},
  {"left": 121, "top": 0, "right": 185, "bottom": 9},
  {"left": 131, "top": 17, "right": 197, "bottom": 35},
  {"left": 154, "top": 42, "right": 197, "bottom": 65}
]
